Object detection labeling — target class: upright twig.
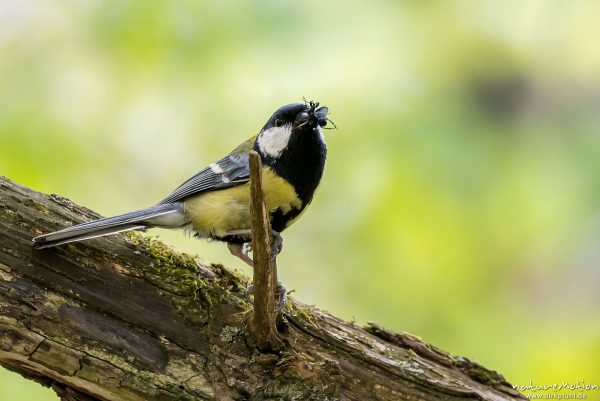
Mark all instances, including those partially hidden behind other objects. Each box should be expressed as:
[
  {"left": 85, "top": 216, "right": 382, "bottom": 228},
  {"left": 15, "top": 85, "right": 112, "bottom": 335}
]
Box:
[{"left": 248, "top": 151, "right": 284, "bottom": 351}]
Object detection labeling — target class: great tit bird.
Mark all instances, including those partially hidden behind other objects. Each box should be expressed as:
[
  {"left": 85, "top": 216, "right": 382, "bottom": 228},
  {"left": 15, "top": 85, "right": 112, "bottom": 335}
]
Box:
[{"left": 32, "top": 101, "right": 330, "bottom": 267}]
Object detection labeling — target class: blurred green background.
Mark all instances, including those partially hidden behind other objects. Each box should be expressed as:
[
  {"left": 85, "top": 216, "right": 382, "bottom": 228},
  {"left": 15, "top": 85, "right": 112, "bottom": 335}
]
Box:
[{"left": 2, "top": 1, "right": 600, "bottom": 399}]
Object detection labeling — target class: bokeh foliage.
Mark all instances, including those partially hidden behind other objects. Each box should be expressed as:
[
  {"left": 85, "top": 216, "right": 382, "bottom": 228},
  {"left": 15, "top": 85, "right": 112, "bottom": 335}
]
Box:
[{"left": 1, "top": 1, "right": 599, "bottom": 399}]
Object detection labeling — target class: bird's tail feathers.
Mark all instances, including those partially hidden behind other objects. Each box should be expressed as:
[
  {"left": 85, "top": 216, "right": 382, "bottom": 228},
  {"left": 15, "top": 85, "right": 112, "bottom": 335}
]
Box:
[{"left": 32, "top": 203, "right": 187, "bottom": 249}]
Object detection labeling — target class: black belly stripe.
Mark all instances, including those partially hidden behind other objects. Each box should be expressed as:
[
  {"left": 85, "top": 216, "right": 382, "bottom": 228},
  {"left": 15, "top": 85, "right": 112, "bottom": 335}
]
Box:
[
  {"left": 270, "top": 205, "right": 305, "bottom": 233},
  {"left": 214, "top": 206, "right": 304, "bottom": 244}
]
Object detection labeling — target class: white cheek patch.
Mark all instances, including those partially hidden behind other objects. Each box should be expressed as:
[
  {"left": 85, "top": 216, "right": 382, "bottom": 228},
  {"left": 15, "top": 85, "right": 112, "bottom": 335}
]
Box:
[{"left": 258, "top": 125, "right": 292, "bottom": 158}]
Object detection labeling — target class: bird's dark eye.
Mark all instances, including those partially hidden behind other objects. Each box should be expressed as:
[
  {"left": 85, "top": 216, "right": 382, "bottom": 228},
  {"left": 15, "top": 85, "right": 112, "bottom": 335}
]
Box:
[{"left": 274, "top": 119, "right": 284, "bottom": 127}]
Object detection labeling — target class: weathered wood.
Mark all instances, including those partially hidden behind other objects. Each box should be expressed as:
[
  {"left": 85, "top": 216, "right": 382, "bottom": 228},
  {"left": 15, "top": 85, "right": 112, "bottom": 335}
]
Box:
[
  {"left": 247, "top": 151, "right": 283, "bottom": 351},
  {"left": 0, "top": 176, "right": 525, "bottom": 401}
]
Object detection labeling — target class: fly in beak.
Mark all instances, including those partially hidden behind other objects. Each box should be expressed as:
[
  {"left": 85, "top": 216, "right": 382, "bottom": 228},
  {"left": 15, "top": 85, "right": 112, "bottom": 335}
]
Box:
[
  {"left": 294, "top": 102, "right": 329, "bottom": 129},
  {"left": 315, "top": 106, "right": 329, "bottom": 127}
]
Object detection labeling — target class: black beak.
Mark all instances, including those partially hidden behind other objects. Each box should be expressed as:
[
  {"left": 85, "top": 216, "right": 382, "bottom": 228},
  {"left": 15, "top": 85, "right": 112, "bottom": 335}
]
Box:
[{"left": 293, "top": 111, "right": 310, "bottom": 129}]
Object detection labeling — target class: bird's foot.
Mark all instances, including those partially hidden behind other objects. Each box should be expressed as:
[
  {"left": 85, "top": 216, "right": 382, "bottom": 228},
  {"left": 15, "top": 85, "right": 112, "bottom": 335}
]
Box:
[
  {"left": 227, "top": 242, "right": 253, "bottom": 267},
  {"left": 270, "top": 230, "right": 283, "bottom": 261},
  {"left": 249, "top": 229, "right": 282, "bottom": 261},
  {"left": 245, "top": 282, "right": 287, "bottom": 312},
  {"left": 274, "top": 282, "right": 287, "bottom": 311},
  {"left": 225, "top": 229, "right": 283, "bottom": 264},
  {"left": 242, "top": 242, "right": 253, "bottom": 261},
  {"left": 244, "top": 284, "right": 254, "bottom": 302}
]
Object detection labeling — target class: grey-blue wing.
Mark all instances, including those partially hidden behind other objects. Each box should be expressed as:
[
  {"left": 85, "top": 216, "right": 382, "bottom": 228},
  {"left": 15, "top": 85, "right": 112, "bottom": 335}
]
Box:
[{"left": 157, "top": 153, "right": 250, "bottom": 204}]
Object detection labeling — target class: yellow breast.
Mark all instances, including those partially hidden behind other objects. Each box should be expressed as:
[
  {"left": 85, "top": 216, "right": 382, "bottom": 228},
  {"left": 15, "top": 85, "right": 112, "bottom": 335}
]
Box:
[{"left": 183, "top": 167, "right": 302, "bottom": 238}]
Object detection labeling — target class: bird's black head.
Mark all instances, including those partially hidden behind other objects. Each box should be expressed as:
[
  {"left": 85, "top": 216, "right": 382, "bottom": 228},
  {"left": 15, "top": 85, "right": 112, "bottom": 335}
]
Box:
[
  {"left": 254, "top": 101, "right": 329, "bottom": 211},
  {"left": 256, "top": 101, "right": 328, "bottom": 159}
]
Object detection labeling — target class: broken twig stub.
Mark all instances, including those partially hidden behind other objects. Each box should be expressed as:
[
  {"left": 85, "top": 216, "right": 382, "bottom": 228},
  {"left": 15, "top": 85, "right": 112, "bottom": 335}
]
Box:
[{"left": 248, "top": 150, "right": 284, "bottom": 351}]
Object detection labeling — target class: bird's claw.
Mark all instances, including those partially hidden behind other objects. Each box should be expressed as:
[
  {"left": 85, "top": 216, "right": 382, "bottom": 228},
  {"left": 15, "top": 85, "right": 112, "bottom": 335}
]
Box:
[
  {"left": 242, "top": 242, "right": 253, "bottom": 260},
  {"left": 270, "top": 230, "right": 283, "bottom": 262},
  {"left": 244, "top": 284, "right": 254, "bottom": 302},
  {"left": 274, "top": 283, "right": 287, "bottom": 312},
  {"left": 244, "top": 282, "right": 287, "bottom": 312},
  {"left": 241, "top": 230, "right": 282, "bottom": 263}
]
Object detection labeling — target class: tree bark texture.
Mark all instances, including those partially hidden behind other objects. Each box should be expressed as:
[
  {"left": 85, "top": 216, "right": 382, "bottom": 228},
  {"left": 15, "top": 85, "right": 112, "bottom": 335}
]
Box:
[{"left": 0, "top": 177, "right": 524, "bottom": 401}]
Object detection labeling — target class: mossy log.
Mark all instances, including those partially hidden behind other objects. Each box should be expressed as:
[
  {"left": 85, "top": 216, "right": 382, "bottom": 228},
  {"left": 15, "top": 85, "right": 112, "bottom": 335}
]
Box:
[{"left": 0, "top": 177, "right": 524, "bottom": 401}]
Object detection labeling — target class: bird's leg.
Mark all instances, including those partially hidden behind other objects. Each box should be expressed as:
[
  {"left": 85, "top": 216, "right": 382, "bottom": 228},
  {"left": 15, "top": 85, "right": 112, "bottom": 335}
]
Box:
[
  {"left": 227, "top": 242, "right": 253, "bottom": 267},
  {"left": 223, "top": 229, "right": 283, "bottom": 260},
  {"left": 223, "top": 229, "right": 285, "bottom": 311}
]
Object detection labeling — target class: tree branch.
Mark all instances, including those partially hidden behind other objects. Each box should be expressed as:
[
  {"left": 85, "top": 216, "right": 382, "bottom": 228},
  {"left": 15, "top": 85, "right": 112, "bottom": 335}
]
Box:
[{"left": 0, "top": 176, "right": 524, "bottom": 401}]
